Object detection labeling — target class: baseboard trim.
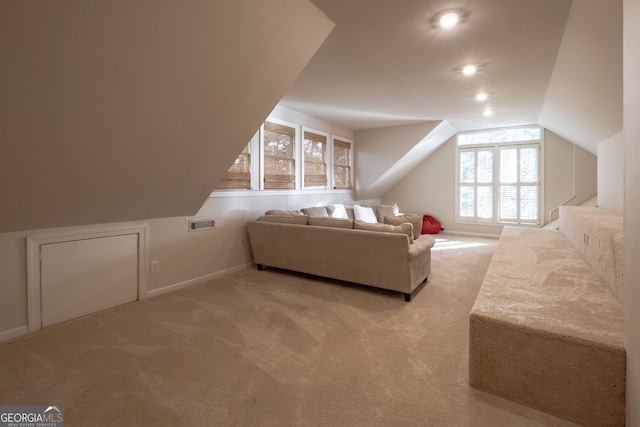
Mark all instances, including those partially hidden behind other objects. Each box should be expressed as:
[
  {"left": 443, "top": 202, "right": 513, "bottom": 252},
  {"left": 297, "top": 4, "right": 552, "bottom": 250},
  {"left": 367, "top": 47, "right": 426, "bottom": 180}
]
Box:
[
  {"left": 440, "top": 230, "right": 501, "bottom": 239},
  {"left": 146, "top": 264, "right": 251, "bottom": 298},
  {"left": 0, "top": 326, "right": 29, "bottom": 344}
]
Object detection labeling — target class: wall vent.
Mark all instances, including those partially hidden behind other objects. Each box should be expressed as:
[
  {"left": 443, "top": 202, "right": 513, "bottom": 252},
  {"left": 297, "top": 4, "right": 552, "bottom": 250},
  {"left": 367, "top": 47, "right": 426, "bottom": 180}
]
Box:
[
  {"left": 188, "top": 219, "right": 216, "bottom": 232},
  {"left": 549, "top": 207, "right": 560, "bottom": 222}
]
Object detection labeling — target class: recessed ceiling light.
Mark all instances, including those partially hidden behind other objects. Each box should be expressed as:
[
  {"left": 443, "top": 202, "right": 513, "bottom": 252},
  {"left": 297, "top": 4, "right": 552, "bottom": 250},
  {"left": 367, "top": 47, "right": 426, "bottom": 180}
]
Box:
[
  {"left": 483, "top": 108, "right": 494, "bottom": 117},
  {"left": 476, "top": 92, "right": 488, "bottom": 101},
  {"left": 463, "top": 65, "right": 477, "bottom": 76},
  {"left": 439, "top": 12, "right": 459, "bottom": 29}
]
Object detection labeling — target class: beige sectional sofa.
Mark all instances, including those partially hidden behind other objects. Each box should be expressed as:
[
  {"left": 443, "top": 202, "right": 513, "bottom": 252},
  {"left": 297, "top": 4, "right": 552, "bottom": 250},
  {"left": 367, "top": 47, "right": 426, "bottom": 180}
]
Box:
[{"left": 246, "top": 205, "right": 435, "bottom": 301}]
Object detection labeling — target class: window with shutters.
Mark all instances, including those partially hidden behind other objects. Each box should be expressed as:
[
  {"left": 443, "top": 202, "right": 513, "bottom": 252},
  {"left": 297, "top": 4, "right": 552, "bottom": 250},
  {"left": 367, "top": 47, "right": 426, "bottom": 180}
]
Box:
[
  {"left": 302, "top": 129, "right": 328, "bottom": 188},
  {"left": 333, "top": 137, "right": 353, "bottom": 190},
  {"left": 456, "top": 126, "right": 543, "bottom": 225},
  {"left": 263, "top": 120, "right": 296, "bottom": 190}
]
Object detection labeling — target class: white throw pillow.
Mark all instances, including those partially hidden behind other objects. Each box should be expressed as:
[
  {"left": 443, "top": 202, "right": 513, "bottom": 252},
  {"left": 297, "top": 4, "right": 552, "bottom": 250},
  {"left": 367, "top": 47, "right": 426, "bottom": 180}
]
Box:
[
  {"left": 327, "top": 204, "right": 349, "bottom": 219},
  {"left": 353, "top": 205, "right": 378, "bottom": 223}
]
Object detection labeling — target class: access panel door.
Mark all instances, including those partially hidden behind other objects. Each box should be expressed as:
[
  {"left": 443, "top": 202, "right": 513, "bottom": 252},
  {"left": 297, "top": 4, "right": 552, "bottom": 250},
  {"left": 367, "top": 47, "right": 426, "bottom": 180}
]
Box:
[{"left": 40, "top": 233, "right": 139, "bottom": 328}]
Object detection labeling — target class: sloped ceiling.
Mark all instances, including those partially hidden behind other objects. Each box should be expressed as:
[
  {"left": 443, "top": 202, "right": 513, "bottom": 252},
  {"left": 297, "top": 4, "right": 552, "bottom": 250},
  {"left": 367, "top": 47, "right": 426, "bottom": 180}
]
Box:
[
  {"left": 280, "top": 0, "right": 623, "bottom": 154},
  {"left": 281, "top": 0, "right": 573, "bottom": 131},
  {"left": 539, "top": 0, "right": 623, "bottom": 154},
  {"left": 0, "top": 0, "right": 334, "bottom": 233}
]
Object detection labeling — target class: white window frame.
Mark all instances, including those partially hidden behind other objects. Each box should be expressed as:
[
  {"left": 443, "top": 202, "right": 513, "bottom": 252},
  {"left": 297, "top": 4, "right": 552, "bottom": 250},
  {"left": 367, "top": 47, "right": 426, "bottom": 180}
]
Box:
[{"left": 455, "top": 125, "right": 544, "bottom": 226}]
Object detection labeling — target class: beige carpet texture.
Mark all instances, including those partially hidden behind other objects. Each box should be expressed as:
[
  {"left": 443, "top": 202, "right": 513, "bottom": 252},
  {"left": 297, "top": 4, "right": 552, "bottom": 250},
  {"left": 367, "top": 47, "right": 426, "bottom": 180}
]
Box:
[{"left": 0, "top": 236, "right": 582, "bottom": 426}]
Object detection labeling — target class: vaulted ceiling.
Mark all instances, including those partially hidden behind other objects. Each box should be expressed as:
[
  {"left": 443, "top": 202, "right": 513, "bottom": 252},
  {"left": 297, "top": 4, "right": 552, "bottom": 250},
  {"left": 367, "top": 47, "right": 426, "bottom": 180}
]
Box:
[{"left": 280, "top": 0, "right": 623, "bottom": 155}]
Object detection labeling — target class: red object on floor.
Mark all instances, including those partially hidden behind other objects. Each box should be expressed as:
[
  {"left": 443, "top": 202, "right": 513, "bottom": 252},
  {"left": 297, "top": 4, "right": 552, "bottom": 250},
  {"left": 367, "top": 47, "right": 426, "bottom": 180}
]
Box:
[{"left": 421, "top": 215, "right": 442, "bottom": 234}]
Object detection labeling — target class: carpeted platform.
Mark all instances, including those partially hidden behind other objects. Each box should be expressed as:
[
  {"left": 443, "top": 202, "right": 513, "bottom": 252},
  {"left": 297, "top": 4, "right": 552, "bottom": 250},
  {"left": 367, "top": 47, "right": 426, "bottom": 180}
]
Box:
[{"left": 469, "top": 226, "right": 625, "bottom": 426}]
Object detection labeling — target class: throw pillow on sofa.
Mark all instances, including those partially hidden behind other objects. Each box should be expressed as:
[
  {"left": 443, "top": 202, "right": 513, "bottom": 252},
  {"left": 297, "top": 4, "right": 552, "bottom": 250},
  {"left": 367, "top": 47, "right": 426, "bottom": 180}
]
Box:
[
  {"left": 326, "top": 204, "right": 352, "bottom": 219},
  {"left": 353, "top": 205, "right": 378, "bottom": 223},
  {"left": 301, "top": 206, "right": 329, "bottom": 217},
  {"left": 384, "top": 214, "right": 422, "bottom": 240},
  {"left": 309, "top": 217, "right": 354, "bottom": 229},
  {"left": 354, "top": 220, "right": 414, "bottom": 243},
  {"left": 374, "top": 203, "right": 400, "bottom": 222}
]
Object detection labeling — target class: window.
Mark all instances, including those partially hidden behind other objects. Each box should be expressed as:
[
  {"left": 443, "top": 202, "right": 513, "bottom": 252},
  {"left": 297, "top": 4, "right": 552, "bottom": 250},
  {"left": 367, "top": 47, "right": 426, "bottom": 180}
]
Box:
[
  {"left": 212, "top": 117, "right": 354, "bottom": 194},
  {"left": 498, "top": 145, "right": 540, "bottom": 223},
  {"left": 215, "top": 143, "right": 251, "bottom": 190},
  {"left": 333, "top": 137, "right": 353, "bottom": 190},
  {"left": 302, "top": 129, "right": 328, "bottom": 188},
  {"left": 263, "top": 121, "right": 296, "bottom": 190},
  {"left": 456, "top": 126, "right": 543, "bottom": 225}
]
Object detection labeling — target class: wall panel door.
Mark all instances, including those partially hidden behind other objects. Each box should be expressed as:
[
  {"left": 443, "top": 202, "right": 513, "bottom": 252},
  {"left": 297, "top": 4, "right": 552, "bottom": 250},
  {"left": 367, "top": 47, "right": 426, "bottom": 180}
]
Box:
[{"left": 40, "top": 233, "right": 138, "bottom": 327}]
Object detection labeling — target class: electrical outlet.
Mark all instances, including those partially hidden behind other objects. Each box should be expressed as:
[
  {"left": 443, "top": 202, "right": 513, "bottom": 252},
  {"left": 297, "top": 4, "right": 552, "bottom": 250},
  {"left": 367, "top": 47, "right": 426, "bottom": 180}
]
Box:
[{"left": 150, "top": 260, "right": 160, "bottom": 273}]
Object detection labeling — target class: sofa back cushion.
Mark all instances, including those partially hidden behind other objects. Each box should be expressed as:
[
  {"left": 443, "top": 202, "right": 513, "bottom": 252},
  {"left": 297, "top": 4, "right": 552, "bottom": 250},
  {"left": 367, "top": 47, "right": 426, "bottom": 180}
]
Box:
[
  {"left": 264, "top": 209, "right": 304, "bottom": 216},
  {"left": 309, "top": 217, "right": 354, "bottom": 229},
  {"left": 257, "top": 215, "right": 309, "bottom": 225},
  {"left": 354, "top": 220, "right": 413, "bottom": 243},
  {"left": 384, "top": 214, "right": 423, "bottom": 240}
]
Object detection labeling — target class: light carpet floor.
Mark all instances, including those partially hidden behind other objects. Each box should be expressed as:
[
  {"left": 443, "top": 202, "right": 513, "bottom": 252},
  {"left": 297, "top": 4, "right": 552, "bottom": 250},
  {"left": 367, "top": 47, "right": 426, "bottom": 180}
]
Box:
[{"left": 0, "top": 235, "right": 580, "bottom": 426}]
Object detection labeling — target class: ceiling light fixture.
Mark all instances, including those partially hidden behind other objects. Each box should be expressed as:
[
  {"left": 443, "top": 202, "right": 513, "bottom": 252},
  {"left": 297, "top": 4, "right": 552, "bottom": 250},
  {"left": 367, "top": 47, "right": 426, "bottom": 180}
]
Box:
[
  {"left": 483, "top": 108, "right": 494, "bottom": 117},
  {"left": 476, "top": 92, "right": 488, "bottom": 101},
  {"left": 439, "top": 12, "right": 459, "bottom": 29},
  {"left": 462, "top": 65, "right": 477, "bottom": 76}
]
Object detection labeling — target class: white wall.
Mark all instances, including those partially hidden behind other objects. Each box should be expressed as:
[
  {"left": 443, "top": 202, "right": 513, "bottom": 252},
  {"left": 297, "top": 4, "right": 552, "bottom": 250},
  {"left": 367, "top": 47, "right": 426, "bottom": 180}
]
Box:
[
  {"left": 0, "top": 0, "right": 333, "bottom": 234},
  {"left": 624, "top": 0, "right": 640, "bottom": 424},
  {"left": 598, "top": 131, "right": 624, "bottom": 213},
  {"left": 382, "top": 130, "right": 596, "bottom": 236},
  {"left": 0, "top": 108, "right": 354, "bottom": 342}
]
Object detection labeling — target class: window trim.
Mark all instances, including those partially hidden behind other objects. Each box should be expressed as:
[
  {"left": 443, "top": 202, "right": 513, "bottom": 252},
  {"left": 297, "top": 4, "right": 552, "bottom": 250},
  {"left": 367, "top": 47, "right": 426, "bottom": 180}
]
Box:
[{"left": 455, "top": 125, "right": 544, "bottom": 226}]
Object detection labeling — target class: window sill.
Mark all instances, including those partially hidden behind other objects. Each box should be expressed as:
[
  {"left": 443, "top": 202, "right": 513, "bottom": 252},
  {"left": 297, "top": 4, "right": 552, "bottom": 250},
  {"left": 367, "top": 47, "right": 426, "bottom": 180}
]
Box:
[
  {"left": 455, "top": 218, "right": 541, "bottom": 227},
  {"left": 209, "top": 189, "right": 354, "bottom": 198}
]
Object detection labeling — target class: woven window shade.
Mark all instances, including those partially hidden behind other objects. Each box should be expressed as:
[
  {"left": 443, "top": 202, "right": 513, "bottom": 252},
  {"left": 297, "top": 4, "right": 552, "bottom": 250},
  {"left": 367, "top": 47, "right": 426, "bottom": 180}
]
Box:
[
  {"left": 333, "top": 139, "right": 352, "bottom": 189},
  {"left": 264, "top": 121, "right": 295, "bottom": 189},
  {"left": 303, "top": 131, "right": 327, "bottom": 188},
  {"left": 215, "top": 144, "right": 251, "bottom": 190}
]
